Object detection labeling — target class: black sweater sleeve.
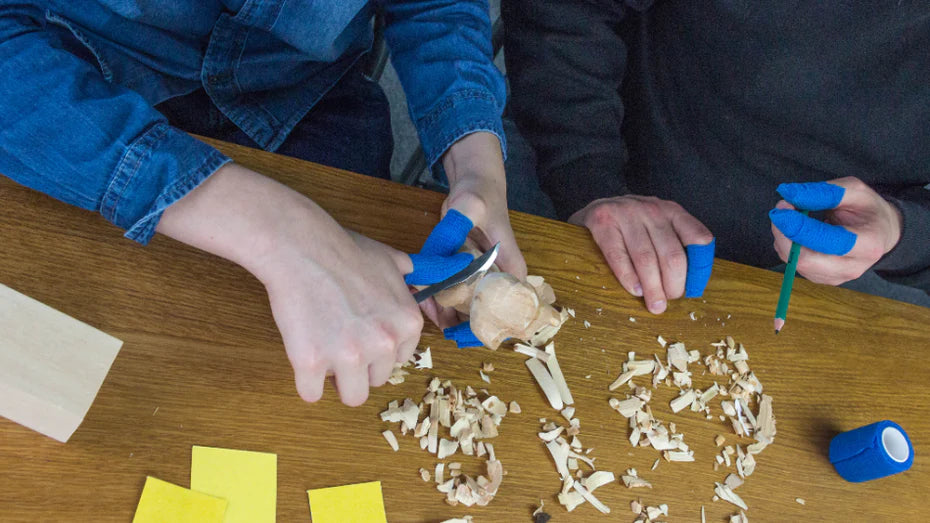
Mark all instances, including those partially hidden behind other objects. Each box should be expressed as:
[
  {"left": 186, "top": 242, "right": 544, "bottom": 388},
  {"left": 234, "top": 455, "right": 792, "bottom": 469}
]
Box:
[
  {"left": 874, "top": 184, "right": 930, "bottom": 292},
  {"left": 502, "top": 0, "right": 645, "bottom": 220}
]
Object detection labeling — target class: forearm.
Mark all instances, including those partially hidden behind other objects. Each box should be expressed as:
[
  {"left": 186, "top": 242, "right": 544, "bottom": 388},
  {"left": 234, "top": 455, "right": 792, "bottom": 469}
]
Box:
[{"left": 155, "top": 163, "right": 342, "bottom": 286}]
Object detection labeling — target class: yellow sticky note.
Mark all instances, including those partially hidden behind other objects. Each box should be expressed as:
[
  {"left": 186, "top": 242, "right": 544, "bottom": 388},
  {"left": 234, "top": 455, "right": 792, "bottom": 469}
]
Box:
[
  {"left": 133, "top": 476, "right": 227, "bottom": 523},
  {"left": 307, "top": 481, "right": 387, "bottom": 523},
  {"left": 190, "top": 446, "right": 277, "bottom": 523}
]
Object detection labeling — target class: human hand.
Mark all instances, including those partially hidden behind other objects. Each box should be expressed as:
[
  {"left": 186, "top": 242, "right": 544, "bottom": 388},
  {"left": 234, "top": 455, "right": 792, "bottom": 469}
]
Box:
[
  {"left": 157, "top": 163, "right": 424, "bottom": 407},
  {"left": 769, "top": 177, "right": 902, "bottom": 285},
  {"left": 569, "top": 195, "right": 715, "bottom": 314},
  {"left": 442, "top": 132, "right": 527, "bottom": 280}
]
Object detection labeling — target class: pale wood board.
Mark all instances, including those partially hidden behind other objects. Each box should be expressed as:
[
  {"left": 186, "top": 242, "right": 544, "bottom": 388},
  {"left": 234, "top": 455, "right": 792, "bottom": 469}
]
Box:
[{"left": 0, "top": 283, "right": 123, "bottom": 442}]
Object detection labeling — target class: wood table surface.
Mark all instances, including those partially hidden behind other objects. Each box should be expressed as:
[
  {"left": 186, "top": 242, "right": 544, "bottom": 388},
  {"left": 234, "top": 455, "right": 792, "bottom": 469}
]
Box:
[{"left": 1, "top": 137, "right": 928, "bottom": 522}]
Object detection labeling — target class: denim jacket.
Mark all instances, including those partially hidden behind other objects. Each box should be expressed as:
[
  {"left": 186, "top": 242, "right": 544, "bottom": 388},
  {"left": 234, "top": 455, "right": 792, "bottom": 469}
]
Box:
[{"left": 0, "top": 1, "right": 506, "bottom": 243}]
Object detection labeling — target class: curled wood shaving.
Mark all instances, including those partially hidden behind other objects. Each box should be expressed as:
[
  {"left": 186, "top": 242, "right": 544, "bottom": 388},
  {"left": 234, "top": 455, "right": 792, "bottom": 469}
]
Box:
[
  {"left": 514, "top": 343, "right": 552, "bottom": 363},
  {"left": 573, "top": 481, "right": 610, "bottom": 514},
  {"left": 545, "top": 349, "right": 575, "bottom": 405},
  {"left": 526, "top": 357, "right": 564, "bottom": 410},
  {"left": 479, "top": 370, "right": 491, "bottom": 383},
  {"left": 621, "top": 468, "right": 652, "bottom": 488}
]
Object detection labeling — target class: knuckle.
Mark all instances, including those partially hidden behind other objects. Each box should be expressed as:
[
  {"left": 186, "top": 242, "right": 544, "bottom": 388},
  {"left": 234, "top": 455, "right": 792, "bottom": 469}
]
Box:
[
  {"left": 665, "top": 249, "right": 689, "bottom": 273},
  {"left": 292, "top": 351, "right": 326, "bottom": 373},
  {"left": 631, "top": 248, "right": 658, "bottom": 266},
  {"left": 340, "top": 344, "right": 367, "bottom": 366},
  {"left": 587, "top": 203, "right": 617, "bottom": 228}
]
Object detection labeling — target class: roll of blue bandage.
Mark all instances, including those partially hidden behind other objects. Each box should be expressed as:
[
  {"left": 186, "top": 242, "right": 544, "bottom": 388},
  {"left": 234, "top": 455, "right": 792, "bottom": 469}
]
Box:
[{"left": 829, "top": 420, "right": 914, "bottom": 482}]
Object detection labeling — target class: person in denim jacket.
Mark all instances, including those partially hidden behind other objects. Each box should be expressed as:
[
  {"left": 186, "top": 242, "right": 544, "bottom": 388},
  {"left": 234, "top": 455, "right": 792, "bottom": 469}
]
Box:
[{"left": 0, "top": 1, "right": 526, "bottom": 406}]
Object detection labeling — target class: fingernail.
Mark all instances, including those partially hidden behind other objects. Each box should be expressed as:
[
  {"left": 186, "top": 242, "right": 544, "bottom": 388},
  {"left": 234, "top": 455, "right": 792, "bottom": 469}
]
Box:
[
  {"left": 632, "top": 284, "right": 643, "bottom": 297},
  {"left": 649, "top": 300, "right": 666, "bottom": 314}
]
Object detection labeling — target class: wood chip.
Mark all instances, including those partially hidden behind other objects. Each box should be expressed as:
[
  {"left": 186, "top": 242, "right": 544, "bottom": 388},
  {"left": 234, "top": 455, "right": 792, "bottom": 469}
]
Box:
[
  {"left": 715, "top": 482, "right": 748, "bottom": 510},
  {"left": 670, "top": 390, "right": 697, "bottom": 413},
  {"left": 419, "top": 468, "right": 431, "bottom": 482},
  {"left": 796, "top": 497, "right": 805, "bottom": 505},
  {"left": 414, "top": 347, "right": 433, "bottom": 369},
  {"left": 667, "top": 342, "right": 689, "bottom": 372},
  {"left": 479, "top": 370, "right": 491, "bottom": 383},
  {"left": 438, "top": 438, "right": 459, "bottom": 459},
  {"left": 382, "top": 429, "right": 399, "bottom": 451},
  {"left": 508, "top": 401, "right": 521, "bottom": 414}
]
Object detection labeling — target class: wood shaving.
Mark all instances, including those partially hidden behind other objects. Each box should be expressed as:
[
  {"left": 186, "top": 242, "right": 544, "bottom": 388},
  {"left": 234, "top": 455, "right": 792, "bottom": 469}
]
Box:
[
  {"left": 382, "top": 429, "right": 399, "bottom": 451},
  {"left": 479, "top": 370, "right": 491, "bottom": 383},
  {"left": 482, "top": 362, "right": 495, "bottom": 372},
  {"left": 414, "top": 347, "right": 433, "bottom": 369},
  {"left": 419, "top": 468, "right": 431, "bottom": 482},
  {"left": 715, "top": 482, "right": 748, "bottom": 510},
  {"left": 621, "top": 468, "right": 652, "bottom": 488},
  {"left": 514, "top": 343, "right": 552, "bottom": 362},
  {"left": 526, "top": 357, "right": 564, "bottom": 410},
  {"left": 796, "top": 498, "right": 805, "bottom": 505}
]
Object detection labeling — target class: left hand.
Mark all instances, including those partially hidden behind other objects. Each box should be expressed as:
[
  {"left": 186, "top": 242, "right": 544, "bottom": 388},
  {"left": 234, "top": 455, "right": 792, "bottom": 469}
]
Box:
[
  {"left": 441, "top": 132, "right": 527, "bottom": 280},
  {"left": 769, "top": 177, "right": 903, "bottom": 286}
]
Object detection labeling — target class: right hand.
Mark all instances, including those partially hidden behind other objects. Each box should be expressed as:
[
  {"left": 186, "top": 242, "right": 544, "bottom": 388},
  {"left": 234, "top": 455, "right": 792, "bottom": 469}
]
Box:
[
  {"left": 157, "top": 163, "right": 424, "bottom": 407},
  {"left": 569, "top": 195, "right": 714, "bottom": 314},
  {"left": 261, "top": 228, "right": 424, "bottom": 407}
]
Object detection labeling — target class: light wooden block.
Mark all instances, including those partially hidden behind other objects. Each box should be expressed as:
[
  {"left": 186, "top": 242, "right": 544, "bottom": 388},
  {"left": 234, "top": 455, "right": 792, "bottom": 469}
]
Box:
[{"left": 0, "top": 283, "right": 123, "bottom": 442}]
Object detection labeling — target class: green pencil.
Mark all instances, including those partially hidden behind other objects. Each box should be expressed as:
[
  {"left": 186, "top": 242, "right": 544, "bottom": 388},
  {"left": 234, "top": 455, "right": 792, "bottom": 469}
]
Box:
[{"left": 774, "top": 210, "right": 808, "bottom": 334}]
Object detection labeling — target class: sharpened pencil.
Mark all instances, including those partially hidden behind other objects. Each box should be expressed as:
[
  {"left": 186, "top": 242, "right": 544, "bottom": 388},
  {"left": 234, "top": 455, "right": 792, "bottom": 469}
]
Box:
[{"left": 774, "top": 210, "right": 808, "bottom": 334}]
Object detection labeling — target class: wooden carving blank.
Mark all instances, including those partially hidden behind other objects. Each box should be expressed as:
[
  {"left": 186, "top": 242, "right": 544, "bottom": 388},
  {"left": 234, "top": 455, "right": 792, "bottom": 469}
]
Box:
[{"left": 0, "top": 283, "right": 123, "bottom": 442}]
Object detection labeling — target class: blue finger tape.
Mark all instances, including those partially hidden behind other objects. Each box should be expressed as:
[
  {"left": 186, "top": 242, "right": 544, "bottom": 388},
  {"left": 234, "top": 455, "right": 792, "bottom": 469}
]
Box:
[
  {"left": 776, "top": 181, "right": 845, "bottom": 211},
  {"left": 420, "top": 209, "right": 473, "bottom": 256},
  {"left": 769, "top": 209, "right": 857, "bottom": 256},
  {"left": 443, "top": 321, "right": 483, "bottom": 348},
  {"left": 684, "top": 238, "right": 715, "bottom": 298},
  {"left": 406, "top": 252, "right": 475, "bottom": 285},
  {"left": 830, "top": 420, "right": 914, "bottom": 482}
]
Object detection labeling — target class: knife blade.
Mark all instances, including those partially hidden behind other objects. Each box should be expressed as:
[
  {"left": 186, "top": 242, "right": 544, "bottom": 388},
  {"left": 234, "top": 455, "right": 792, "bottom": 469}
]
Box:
[{"left": 412, "top": 242, "right": 500, "bottom": 303}]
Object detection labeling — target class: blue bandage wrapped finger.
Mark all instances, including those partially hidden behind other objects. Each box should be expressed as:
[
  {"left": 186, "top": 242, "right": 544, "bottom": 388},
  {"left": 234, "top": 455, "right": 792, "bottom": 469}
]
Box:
[
  {"left": 684, "top": 238, "right": 715, "bottom": 298},
  {"left": 776, "top": 181, "right": 845, "bottom": 211},
  {"left": 420, "top": 209, "right": 473, "bottom": 256},
  {"left": 406, "top": 252, "right": 474, "bottom": 285},
  {"left": 769, "top": 208, "right": 857, "bottom": 256},
  {"left": 443, "top": 321, "right": 483, "bottom": 348}
]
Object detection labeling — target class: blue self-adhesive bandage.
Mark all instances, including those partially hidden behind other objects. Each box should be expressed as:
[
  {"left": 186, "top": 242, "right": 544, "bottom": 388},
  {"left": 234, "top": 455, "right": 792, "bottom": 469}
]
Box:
[
  {"left": 443, "top": 321, "right": 483, "bottom": 348},
  {"left": 769, "top": 208, "right": 857, "bottom": 256},
  {"left": 684, "top": 238, "right": 715, "bottom": 298},
  {"left": 405, "top": 252, "right": 475, "bottom": 285},
  {"left": 776, "top": 182, "right": 846, "bottom": 211},
  {"left": 830, "top": 420, "right": 914, "bottom": 482},
  {"left": 420, "top": 209, "right": 473, "bottom": 256},
  {"left": 405, "top": 209, "right": 475, "bottom": 285}
]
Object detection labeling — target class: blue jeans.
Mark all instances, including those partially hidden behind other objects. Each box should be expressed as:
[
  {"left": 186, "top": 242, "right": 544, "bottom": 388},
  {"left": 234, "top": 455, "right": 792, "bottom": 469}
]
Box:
[{"left": 156, "top": 65, "right": 394, "bottom": 180}]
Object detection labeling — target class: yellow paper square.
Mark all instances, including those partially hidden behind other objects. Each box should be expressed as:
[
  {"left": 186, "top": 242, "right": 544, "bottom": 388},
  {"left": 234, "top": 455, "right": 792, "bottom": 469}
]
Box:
[
  {"left": 190, "top": 446, "right": 277, "bottom": 523},
  {"left": 307, "top": 481, "right": 387, "bottom": 523},
  {"left": 133, "top": 476, "right": 227, "bottom": 523}
]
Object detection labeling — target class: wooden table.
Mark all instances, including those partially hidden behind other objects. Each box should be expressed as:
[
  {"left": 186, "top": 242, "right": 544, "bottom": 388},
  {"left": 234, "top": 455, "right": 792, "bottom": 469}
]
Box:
[{"left": 1, "top": 137, "right": 927, "bottom": 522}]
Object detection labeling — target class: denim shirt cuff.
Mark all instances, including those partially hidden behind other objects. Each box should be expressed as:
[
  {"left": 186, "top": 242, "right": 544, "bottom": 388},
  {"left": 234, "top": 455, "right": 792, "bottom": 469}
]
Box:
[
  {"left": 99, "top": 123, "right": 231, "bottom": 245},
  {"left": 415, "top": 89, "right": 507, "bottom": 168}
]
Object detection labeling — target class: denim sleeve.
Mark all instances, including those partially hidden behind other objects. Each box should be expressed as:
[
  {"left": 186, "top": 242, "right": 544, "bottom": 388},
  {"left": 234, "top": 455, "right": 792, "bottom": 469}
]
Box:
[
  {"left": 0, "top": 5, "right": 230, "bottom": 245},
  {"left": 378, "top": 0, "right": 506, "bottom": 167}
]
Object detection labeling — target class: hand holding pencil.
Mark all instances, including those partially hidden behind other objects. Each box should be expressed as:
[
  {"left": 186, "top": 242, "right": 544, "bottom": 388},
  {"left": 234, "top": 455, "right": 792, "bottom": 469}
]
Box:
[{"left": 768, "top": 177, "right": 904, "bottom": 332}]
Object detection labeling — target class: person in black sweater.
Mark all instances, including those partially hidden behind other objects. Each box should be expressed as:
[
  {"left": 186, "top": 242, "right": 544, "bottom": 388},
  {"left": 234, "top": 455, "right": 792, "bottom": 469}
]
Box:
[{"left": 502, "top": 0, "right": 930, "bottom": 311}]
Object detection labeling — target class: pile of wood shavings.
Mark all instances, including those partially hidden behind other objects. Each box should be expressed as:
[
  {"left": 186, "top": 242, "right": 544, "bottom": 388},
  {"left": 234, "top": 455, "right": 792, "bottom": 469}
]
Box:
[
  {"left": 380, "top": 376, "right": 508, "bottom": 507},
  {"left": 608, "top": 335, "right": 776, "bottom": 518},
  {"left": 517, "top": 334, "right": 627, "bottom": 515}
]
